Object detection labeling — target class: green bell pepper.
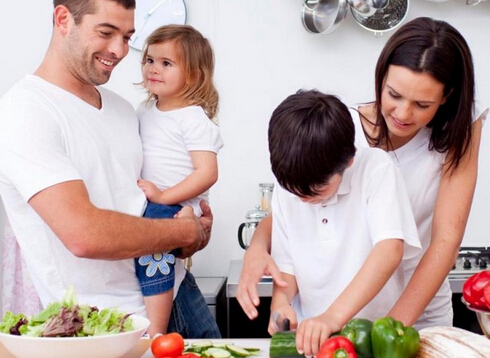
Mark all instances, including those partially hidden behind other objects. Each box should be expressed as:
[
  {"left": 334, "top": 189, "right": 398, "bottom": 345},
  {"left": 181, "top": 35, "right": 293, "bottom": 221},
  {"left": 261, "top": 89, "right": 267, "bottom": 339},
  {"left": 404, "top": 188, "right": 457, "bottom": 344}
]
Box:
[
  {"left": 340, "top": 318, "right": 374, "bottom": 358},
  {"left": 371, "top": 317, "right": 420, "bottom": 358}
]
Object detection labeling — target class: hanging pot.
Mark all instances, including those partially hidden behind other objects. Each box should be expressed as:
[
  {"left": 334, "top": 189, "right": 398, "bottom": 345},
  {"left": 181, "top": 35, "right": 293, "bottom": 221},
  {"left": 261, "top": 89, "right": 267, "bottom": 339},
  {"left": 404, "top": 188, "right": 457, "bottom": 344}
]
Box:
[
  {"left": 347, "top": 0, "right": 389, "bottom": 17},
  {"left": 350, "top": 0, "right": 409, "bottom": 36},
  {"left": 301, "top": 0, "right": 349, "bottom": 34}
]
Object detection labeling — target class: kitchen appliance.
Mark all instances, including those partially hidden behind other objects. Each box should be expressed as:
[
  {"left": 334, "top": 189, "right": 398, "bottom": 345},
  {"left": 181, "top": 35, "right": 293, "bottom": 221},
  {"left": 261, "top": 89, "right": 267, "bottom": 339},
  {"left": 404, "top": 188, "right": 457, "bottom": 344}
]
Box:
[
  {"left": 238, "top": 206, "right": 269, "bottom": 250},
  {"left": 301, "top": 0, "right": 349, "bottom": 34},
  {"left": 449, "top": 246, "right": 489, "bottom": 334}
]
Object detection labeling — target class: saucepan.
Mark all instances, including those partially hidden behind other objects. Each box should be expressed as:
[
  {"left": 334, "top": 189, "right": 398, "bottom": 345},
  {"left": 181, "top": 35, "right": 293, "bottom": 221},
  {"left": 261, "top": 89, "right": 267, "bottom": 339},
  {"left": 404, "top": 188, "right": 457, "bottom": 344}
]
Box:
[
  {"left": 301, "top": 0, "right": 349, "bottom": 34},
  {"left": 350, "top": 0, "right": 409, "bottom": 36}
]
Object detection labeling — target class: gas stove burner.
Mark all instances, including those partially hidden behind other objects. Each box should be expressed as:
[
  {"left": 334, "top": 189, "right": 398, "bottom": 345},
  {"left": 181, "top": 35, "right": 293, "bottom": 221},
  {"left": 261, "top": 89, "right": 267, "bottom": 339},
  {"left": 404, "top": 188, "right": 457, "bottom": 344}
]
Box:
[
  {"left": 451, "top": 246, "right": 490, "bottom": 275},
  {"left": 449, "top": 247, "right": 490, "bottom": 293}
]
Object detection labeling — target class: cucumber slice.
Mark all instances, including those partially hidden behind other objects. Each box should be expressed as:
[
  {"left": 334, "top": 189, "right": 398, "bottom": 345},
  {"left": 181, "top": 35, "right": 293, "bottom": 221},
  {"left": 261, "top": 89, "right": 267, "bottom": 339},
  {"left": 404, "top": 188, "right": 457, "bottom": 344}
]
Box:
[
  {"left": 212, "top": 342, "right": 231, "bottom": 348},
  {"left": 226, "top": 345, "right": 251, "bottom": 357},
  {"left": 187, "top": 341, "right": 214, "bottom": 353},
  {"left": 203, "top": 348, "right": 232, "bottom": 358},
  {"left": 192, "top": 341, "right": 214, "bottom": 348},
  {"left": 243, "top": 348, "right": 261, "bottom": 353}
]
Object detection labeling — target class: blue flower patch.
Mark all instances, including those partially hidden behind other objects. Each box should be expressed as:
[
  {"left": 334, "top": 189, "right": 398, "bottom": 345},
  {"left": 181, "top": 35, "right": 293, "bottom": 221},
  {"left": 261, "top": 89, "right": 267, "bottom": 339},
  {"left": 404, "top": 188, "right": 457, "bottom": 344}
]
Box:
[{"left": 138, "top": 253, "right": 176, "bottom": 277}]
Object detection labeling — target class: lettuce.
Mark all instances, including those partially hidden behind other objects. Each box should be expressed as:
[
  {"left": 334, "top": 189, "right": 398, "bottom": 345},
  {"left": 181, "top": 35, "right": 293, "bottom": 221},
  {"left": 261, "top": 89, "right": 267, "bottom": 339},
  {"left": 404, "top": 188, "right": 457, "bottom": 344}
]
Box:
[{"left": 0, "top": 286, "right": 134, "bottom": 337}]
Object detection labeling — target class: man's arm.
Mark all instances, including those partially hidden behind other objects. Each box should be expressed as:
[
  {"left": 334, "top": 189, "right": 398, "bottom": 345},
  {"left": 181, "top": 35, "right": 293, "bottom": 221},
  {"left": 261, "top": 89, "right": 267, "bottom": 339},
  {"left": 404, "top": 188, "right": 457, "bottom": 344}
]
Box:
[{"left": 28, "top": 180, "right": 209, "bottom": 260}]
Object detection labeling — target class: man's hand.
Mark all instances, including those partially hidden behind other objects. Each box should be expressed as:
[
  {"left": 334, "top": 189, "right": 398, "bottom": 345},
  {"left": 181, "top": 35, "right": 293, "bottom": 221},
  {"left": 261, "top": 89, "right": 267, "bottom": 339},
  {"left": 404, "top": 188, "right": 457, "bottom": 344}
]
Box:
[
  {"left": 176, "top": 201, "right": 213, "bottom": 258},
  {"left": 237, "top": 243, "right": 287, "bottom": 320}
]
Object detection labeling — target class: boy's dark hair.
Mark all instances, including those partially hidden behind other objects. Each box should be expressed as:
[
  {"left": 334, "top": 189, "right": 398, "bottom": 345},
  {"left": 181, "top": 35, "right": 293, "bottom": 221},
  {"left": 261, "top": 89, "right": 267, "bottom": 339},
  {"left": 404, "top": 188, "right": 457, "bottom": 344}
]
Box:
[
  {"left": 268, "top": 90, "right": 356, "bottom": 198},
  {"left": 54, "top": 0, "right": 135, "bottom": 25}
]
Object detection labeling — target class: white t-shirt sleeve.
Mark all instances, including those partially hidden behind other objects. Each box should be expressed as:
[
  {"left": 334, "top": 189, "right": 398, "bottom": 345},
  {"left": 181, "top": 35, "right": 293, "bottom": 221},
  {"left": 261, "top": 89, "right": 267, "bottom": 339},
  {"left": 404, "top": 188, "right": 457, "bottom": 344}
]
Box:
[
  {"left": 271, "top": 182, "right": 295, "bottom": 276},
  {"left": 0, "top": 100, "right": 81, "bottom": 202},
  {"left": 364, "top": 153, "right": 421, "bottom": 260},
  {"left": 181, "top": 109, "right": 224, "bottom": 153}
]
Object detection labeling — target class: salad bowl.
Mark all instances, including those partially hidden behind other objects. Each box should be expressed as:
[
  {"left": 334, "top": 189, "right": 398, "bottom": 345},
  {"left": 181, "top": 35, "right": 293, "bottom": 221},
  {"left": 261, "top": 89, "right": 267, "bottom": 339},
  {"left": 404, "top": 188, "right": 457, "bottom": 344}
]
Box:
[{"left": 0, "top": 314, "right": 150, "bottom": 358}]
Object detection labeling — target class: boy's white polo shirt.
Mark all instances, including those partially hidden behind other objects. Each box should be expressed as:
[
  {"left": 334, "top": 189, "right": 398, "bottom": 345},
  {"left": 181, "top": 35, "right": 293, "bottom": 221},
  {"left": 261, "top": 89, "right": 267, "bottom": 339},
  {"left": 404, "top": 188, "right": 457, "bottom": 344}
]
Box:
[{"left": 271, "top": 146, "right": 421, "bottom": 322}]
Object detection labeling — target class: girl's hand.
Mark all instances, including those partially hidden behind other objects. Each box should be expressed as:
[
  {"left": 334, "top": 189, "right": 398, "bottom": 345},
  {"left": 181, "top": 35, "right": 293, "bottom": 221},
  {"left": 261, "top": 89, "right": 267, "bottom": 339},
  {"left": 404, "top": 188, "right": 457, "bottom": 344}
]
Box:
[
  {"left": 137, "top": 179, "right": 162, "bottom": 202},
  {"left": 268, "top": 305, "right": 297, "bottom": 336},
  {"left": 296, "top": 315, "right": 334, "bottom": 357}
]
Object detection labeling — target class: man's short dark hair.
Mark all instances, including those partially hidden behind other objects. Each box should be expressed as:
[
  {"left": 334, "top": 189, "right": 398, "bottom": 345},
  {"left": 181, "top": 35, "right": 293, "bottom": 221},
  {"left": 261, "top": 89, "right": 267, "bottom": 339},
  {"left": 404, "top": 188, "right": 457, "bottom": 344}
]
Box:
[
  {"left": 268, "top": 89, "right": 356, "bottom": 198},
  {"left": 54, "top": 0, "right": 135, "bottom": 24}
]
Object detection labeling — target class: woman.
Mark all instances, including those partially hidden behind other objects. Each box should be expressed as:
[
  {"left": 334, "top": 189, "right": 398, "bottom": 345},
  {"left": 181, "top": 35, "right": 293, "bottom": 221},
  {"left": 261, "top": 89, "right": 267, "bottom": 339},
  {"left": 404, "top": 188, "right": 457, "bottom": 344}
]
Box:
[{"left": 237, "top": 17, "right": 487, "bottom": 330}]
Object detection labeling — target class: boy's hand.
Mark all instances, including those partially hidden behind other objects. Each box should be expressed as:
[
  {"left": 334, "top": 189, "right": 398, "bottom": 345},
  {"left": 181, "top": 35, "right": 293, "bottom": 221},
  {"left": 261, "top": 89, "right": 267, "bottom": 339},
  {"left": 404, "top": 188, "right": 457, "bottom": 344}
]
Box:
[
  {"left": 137, "top": 179, "right": 161, "bottom": 202},
  {"left": 295, "top": 315, "right": 334, "bottom": 357},
  {"left": 267, "top": 305, "right": 297, "bottom": 335}
]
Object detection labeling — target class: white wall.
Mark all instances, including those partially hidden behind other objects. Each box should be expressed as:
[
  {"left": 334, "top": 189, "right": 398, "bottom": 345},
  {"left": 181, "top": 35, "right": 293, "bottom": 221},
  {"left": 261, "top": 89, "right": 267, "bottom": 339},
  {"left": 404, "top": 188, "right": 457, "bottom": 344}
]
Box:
[{"left": 0, "top": 1, "right": 489, "bottom": 286}]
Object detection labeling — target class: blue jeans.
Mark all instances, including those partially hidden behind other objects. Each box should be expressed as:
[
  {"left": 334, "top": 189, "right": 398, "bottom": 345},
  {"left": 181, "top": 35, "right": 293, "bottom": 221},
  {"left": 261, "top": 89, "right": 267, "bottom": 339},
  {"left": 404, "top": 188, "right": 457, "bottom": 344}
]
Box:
[
  {"left": 168, "top": 271, "right": 221, "bottom": 338},
  {"left": 134, "top": 202, "right": 182, "bottom": 296}
]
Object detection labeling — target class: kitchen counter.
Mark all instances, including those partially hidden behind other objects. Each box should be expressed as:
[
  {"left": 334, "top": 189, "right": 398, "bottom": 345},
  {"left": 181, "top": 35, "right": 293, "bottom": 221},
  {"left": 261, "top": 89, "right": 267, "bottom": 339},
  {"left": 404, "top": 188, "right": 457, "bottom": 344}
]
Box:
[{"left": 1, "top": 338, "right": 271, "bottom": 358}]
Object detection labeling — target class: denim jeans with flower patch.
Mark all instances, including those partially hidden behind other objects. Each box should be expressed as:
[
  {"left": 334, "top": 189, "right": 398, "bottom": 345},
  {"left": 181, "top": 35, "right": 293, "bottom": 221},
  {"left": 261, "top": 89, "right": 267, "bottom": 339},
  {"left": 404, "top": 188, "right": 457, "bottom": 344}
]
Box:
[
  {"left": 168, "top": 270, "right": 222, "bottom": 338},
  {"left": 134, "top": 202, "right": 182, "bottom": 296}
]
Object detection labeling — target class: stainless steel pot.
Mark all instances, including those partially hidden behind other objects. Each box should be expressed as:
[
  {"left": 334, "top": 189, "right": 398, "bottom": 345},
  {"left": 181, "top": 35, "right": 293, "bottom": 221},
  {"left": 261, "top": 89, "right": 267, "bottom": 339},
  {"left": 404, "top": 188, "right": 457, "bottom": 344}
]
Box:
[
  {"left": 350, "top": 0, "right": 409, "bottom": 36},
  {"left": 347, "top": 0, "right": 389, "bottom": 16},
  {"left": 301, "top": 0, "right": 349, "bottom": 34}
]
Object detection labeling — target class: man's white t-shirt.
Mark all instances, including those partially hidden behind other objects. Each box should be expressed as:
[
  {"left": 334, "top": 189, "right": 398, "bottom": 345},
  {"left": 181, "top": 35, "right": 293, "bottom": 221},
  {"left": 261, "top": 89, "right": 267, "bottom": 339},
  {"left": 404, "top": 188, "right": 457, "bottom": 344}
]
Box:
[
  {"left": 0, "top": 75, "right": 148, "bottom": 314},
  {"left": 271, "top": 147, "right": 421, "bottom": 322}
]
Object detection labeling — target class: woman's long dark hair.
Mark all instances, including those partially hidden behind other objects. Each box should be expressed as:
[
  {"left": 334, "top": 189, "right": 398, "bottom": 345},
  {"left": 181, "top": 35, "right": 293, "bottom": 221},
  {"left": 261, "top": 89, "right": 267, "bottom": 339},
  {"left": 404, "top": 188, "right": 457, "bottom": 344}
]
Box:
[{"left": 371, "top": 17, "right": 475, "bottom": 172}]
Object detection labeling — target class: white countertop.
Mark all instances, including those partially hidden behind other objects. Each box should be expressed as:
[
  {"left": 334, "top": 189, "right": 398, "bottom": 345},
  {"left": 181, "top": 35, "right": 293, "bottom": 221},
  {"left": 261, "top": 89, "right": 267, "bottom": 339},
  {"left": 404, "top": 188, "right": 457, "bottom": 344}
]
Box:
[{"left": 1, "top": 338, "right": 271, "bottom": 358}]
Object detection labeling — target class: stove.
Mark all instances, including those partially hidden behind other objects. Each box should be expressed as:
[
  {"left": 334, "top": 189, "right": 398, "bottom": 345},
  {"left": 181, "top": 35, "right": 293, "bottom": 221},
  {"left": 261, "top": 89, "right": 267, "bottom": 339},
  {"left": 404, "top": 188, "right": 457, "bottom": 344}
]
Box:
[
  {"left": 448, "top": 246, "right": 490, "bottom": 293},
  {"left": 449, "top": 247, "right": 489, "bottom": 335}
]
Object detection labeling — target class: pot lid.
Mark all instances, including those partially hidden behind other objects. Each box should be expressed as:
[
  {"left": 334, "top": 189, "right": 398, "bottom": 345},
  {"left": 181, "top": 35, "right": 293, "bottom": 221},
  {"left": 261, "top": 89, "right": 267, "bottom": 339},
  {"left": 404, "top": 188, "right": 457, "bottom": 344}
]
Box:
[{"left": 351, "top": 0, "right": 409, "bottom": 34}]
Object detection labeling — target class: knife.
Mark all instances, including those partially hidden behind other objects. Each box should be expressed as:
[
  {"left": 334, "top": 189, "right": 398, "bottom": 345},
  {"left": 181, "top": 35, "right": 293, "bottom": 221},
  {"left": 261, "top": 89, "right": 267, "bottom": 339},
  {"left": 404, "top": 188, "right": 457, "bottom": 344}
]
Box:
[{"left": 272, "top": 310, "right": 291, "bottom": 332}]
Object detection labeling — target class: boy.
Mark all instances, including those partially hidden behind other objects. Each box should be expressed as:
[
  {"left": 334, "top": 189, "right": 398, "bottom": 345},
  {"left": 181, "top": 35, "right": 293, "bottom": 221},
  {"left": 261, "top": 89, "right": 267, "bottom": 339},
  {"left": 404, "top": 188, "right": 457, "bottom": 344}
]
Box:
[{"left": 267, "top": 90, "right": 420, "bottom": 355}]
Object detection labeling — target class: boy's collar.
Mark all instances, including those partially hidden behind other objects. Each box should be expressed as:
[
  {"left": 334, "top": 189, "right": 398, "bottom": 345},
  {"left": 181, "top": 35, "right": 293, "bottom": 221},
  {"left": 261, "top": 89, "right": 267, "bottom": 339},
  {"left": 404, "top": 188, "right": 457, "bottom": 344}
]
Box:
[{"left": 320, "top": 163, "right": 355, "bottom": 206}]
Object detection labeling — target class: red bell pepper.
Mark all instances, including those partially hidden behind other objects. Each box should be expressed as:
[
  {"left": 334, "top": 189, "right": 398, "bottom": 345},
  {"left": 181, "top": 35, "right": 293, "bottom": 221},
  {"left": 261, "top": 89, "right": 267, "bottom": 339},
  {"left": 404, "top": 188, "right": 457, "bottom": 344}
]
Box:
[
  {"left": 463, "top": 270, "right": 490, "bottom": 309},
  {"left": 484, "top": 284, "right": 490, "bottom": 310},
  {"left": 318, "top": 336, "right": 358, "bottom": 358}
]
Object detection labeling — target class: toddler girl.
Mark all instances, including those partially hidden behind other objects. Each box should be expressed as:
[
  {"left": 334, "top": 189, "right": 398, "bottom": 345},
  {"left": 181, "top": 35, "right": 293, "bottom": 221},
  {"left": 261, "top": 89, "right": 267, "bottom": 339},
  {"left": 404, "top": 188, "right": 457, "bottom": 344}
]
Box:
[{"left": 135, "top": 24, "right": 223, "bottom": 337}]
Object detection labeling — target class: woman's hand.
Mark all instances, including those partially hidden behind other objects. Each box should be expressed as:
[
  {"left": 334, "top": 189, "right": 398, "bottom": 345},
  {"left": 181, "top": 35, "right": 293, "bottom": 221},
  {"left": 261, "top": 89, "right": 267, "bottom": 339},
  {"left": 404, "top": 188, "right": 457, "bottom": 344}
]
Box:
[{"left": 237, "top": 216, "right": 288, "bottom": 320}]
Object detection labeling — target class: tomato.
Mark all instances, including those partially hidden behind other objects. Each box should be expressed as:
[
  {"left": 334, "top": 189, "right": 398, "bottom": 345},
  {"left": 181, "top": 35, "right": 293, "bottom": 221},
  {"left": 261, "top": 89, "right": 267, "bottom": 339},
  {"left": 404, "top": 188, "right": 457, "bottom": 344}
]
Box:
[{"left": 151, "top": 333, "right": 185, "bottom": 358}]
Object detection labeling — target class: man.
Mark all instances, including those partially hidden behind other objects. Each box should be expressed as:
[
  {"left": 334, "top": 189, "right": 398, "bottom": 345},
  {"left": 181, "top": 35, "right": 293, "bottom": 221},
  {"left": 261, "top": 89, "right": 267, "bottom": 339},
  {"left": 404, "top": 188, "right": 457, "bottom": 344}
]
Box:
[{"left": 0, "top": 0, "right": 220, "bottom": 338}]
